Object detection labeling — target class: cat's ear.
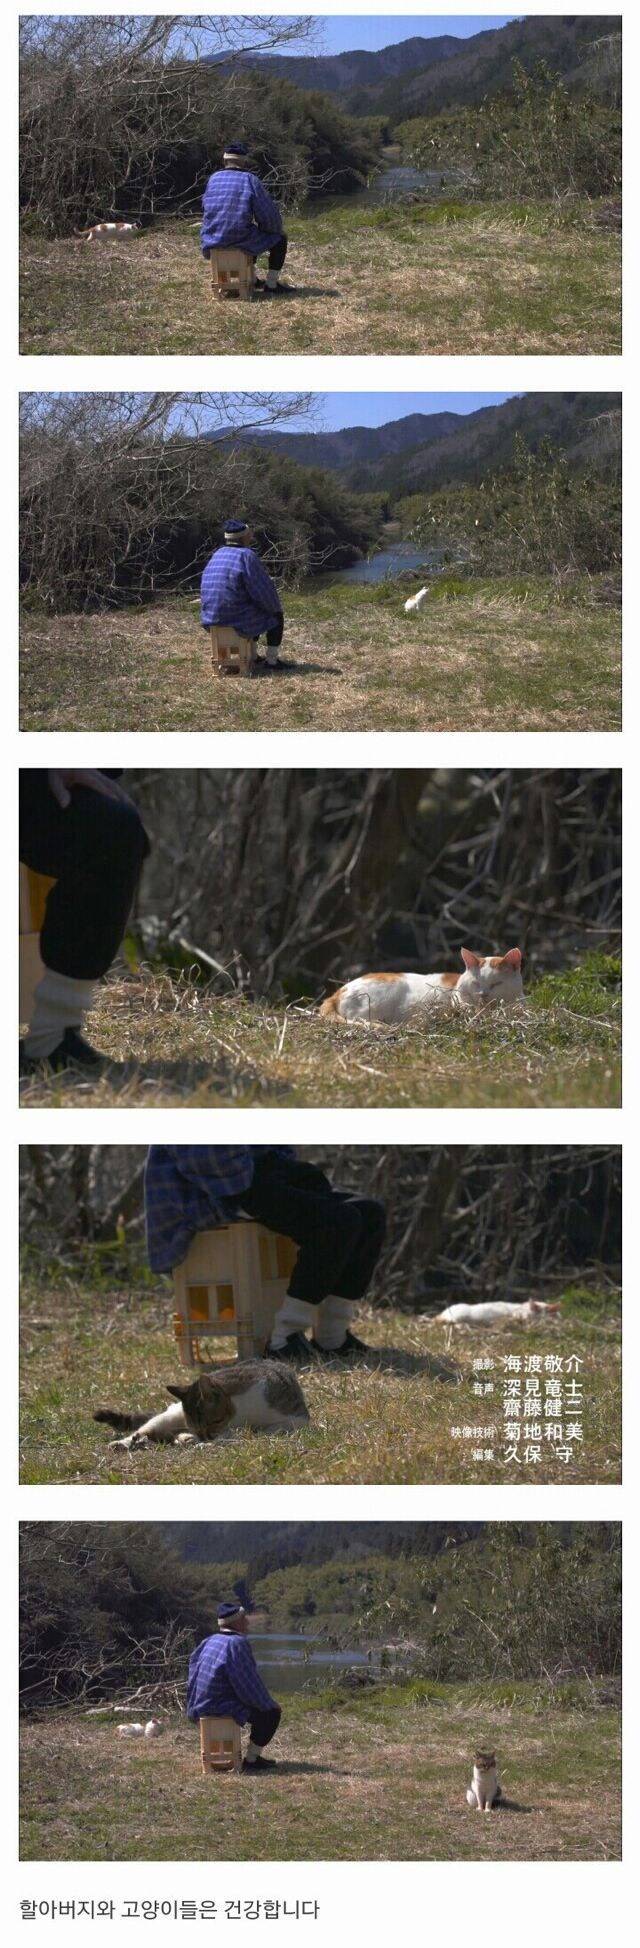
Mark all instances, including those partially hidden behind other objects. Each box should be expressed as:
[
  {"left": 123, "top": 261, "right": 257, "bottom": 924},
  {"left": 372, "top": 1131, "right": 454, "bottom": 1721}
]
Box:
[
  {"left": 166, "top": 1383, "right": 188, "bottom": 1400},
  {"left": 502, "top": 947, "right": 522, "bottom": 968},
  {"left": 460, "top": 947, "right": 482, "bottom": 968},
  {"left": 545, "top": 1301, "right": 562, "bottom": 1313}
]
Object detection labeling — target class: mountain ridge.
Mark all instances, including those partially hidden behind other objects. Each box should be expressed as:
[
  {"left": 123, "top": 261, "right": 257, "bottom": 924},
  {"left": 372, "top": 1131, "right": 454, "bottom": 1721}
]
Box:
[{"left": 242, "top": 394, "right": 619, "bottom": 495}]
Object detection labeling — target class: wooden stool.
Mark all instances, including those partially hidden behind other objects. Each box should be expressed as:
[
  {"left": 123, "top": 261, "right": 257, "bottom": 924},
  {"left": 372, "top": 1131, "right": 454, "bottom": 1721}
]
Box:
[
  {"left": 172, "top": 1221, "right": 298, "bottom": 1368},
  {"left": 210, "top": 249, "right": 256, "bottom": 300},
  {"left": 209, "top": 624, "right": 256, "bottom": 678},
  {"left": 19, "top": 864, "right": 55, "bottom": 1026},
  {"left": 200, "top": 1715, "right": 242, "bottom": 1775}
]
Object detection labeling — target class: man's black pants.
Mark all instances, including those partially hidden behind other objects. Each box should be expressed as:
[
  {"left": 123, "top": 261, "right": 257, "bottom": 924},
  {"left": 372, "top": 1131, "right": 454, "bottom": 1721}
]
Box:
[
  {"left": 248, "top": 1704, "right": 281, "bottom": 1749},
  {"left": 265, "top": 615, "right": 284, "bottom": 649},
  {"left": 19, "top": 772, "right": 150, "bottom": 981},
  {"left": 266, "top": 235, "right": 287, "bottom": 274},
  {"left": 238, "top": 1153, "right": 386, "bottom": 1306}
]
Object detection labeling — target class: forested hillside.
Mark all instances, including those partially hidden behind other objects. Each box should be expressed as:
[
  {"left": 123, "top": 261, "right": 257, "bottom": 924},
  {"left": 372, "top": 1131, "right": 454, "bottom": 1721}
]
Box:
[
  {"left": 254, "top": 393, "right": 618, "bottom": 493},
  {"left": 20, "top": 1523, "right": 621, "bottom": 1708},
  {"left": 255, "top": 17, "right": 621, "bottom": 117}
]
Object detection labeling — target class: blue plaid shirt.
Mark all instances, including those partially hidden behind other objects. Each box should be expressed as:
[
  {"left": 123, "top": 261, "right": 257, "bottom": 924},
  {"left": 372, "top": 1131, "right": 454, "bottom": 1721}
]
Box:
[
  {"left": 201, "top": 168, "right": 283, "bottom": 256},
  {"left": 144, "top": 1146, "right": 295, "bottom": 1272},
  {"left": 187, "top": 1630, "right": 277, "bottom": 1724},
  {"left": 200, "top": 545, "right": 283, "bottom": 639}
]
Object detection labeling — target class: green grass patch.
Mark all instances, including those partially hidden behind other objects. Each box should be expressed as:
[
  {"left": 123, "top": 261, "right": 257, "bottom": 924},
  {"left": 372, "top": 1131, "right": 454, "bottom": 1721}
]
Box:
[
  {"left": 19, "top": 1682, "right": 621, "bottom": 1860},
  {"left": 20, "top": 576, "right": 621, "bottom": 734},
  {"left": 19, "top": 1280, "right": 621, "bottom": 1486},
  {"left": 19, "top": 202, "right": 620, "bottom": 355}
]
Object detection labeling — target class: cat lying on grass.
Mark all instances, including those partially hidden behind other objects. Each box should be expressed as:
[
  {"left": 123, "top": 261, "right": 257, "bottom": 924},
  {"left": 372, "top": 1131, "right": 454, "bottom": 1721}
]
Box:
[
  {"left": 435, "top": 1299, "right": 561, "bottom": 1328},
  {"left": 319, "top": 947, "right": 523, "bottom": 1024},
  {"left": 95, "top": 1361, "right": 309, "bottom": 1451}
]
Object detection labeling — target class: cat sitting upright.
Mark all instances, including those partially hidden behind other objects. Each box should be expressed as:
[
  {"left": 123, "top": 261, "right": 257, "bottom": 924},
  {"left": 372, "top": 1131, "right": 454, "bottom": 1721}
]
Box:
[
  {"left": 95, "top": 1361, "right": 309, "bottom": 1451},
  {"left": 466, "top": 1750, "right": 502, "bottom": 1811},
  {"left": 318, "top": 948, "right": 523, "bottom": 1025}
]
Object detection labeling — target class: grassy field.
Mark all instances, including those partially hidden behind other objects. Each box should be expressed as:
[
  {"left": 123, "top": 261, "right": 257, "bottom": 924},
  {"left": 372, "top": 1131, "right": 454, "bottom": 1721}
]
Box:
[
  {"left": 19, "top": 1682, "right": 621, "bottom": 1860},
  {"left": 19, "top": 578, "right": 621, "bottom": 734},
  {"left": 19, "top": 201, "right": 621, "bottom": 355},
  {"left": 19, "top": 1280, "right": 621, "bottom": 1487},
  {"left": 18, "top": 959, "right": 621, "bottom": 1110}
]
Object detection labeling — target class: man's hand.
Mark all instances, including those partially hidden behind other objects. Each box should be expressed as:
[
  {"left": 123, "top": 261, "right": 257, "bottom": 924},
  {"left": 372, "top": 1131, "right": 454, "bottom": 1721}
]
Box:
[{"left": 47, "top": 770, "right": 135, "bottom": 812}]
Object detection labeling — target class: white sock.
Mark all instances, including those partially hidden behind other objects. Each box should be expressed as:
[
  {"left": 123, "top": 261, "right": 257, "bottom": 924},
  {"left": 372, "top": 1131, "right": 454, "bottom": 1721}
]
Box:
[
  {"left": 269, "top": 1294, "right": 317, "bottom": 1350},
  {"left": 24, "top": 968, "right": 96, "bottom": 1059},
  {"left": 265, "top": 269, "right": 279, "bottom": 289},
  {"left": 264, "top": 644, "right": 280, "bottom": 665},
  {"left": 313, "top": 1295, "right": 357, "bottom": 1351},
  {"left": 245, "top": 1739, "right": 262, "bottom": 1762}
]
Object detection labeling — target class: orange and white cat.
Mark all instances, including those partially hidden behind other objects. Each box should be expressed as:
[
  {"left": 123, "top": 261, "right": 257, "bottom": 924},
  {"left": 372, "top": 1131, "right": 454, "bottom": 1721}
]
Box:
[{"left": 319, "top": 948, "right": 523, "bottom": 1025}]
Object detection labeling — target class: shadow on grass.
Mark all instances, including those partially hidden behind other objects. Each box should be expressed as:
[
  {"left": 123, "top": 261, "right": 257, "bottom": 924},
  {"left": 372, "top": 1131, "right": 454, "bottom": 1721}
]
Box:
[
  {"left": 321, "top": 1347, "right": 463, "bottom": 1382},
  {"left": 269, "top": 1760, "right": 351, "bottom": 1778},
  {"left": 19, "top": 1053, "right": 278, "bottom": 1100}
]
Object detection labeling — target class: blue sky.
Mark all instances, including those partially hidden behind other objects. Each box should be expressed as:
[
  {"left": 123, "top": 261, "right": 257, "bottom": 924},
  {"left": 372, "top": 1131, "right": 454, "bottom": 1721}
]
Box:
[
  {"left": 280, "top": 16, "right": 517, "bottom": 56},
  {"left": 302, "top": 391, "right": 518, "bottom": 431}
]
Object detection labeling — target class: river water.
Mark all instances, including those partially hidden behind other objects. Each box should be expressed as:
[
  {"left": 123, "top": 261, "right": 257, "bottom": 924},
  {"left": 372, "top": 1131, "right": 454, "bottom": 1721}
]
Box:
[
  {"left": 334, "top": 542, "right": 444, "bottom": 587},
  {"left": 355, "top": 162, "right": 460, "bottom": 207},
  {"left": 249, "top": 1630, "right": 376, "bottom": 1696}
]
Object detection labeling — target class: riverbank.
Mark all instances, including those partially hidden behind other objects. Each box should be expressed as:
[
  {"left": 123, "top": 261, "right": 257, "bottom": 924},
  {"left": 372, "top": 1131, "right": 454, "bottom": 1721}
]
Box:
[
  {"left": 19, "top": 1681, "right": 621, "bottom": 1860},
  {"left": 20, "top": 576, "right": 621, "bottom": 733},
  {"left": 19, "top": 1284, "right": 620, "bottom": 1486},
  {"left": 20, "top": 199, "right": 620, "bottom": 355}
]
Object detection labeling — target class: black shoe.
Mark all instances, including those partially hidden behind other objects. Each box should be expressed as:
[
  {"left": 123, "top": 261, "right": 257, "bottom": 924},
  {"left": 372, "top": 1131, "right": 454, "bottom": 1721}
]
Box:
[
  {"left": 312, "top": 1329, "right": 372, "bottom": 1360},
  {"left": 242, "top": 1755, "right": 277, "bottom": 1773},
  {"left": 19, "top": 1028, "right": 106, "bottom": 1077},
  {"left": 266, "top": 1332, "right": 316, "bottom": 1365}
]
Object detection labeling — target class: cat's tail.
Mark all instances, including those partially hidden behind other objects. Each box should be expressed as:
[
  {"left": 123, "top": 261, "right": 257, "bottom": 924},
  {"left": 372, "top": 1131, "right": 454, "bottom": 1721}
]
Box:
[
  {"left": 94, "top": 1408, "right": 149, "bottom": 1432},
  {"left": 318, "top": 989, "right": 343, "bottom": 1017}
]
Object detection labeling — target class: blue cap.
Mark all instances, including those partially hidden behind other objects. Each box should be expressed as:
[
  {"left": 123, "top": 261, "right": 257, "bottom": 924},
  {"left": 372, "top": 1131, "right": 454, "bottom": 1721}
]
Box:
[
  {"left": 217, "top": 1601, "right": 245, "bottom": 1619},
  {"left": 223, "top": 519, "right": 249, "bottom": 541},
  {"left": 223, "top": 144, "right": 248, "bottom": 159}
]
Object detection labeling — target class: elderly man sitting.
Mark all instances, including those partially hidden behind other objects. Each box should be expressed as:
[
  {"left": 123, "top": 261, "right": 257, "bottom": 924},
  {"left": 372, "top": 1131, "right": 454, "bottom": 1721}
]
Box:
[
  {"left": 201, "top": 142, "right": 292, "bottom": 295},
  {"left": 200, "top": 519, "right": 285, "bottom": 670},
  {"left": 188, "top": 1602, "right": 281, "bottom": 1773},
  {"left": 145, "top": 1145, "right": 386, "bottom": 1361}
]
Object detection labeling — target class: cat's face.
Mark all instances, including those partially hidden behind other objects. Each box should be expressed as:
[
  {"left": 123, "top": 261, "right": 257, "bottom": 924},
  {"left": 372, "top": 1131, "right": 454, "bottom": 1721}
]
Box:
[
  {"left": 460, "top": 947, "right": 523, "bottom": 1002},
  {"left": 166, "top": 1376, "right": 233, "bottom": 1435},
  {"left": 474, "top": 1751, "right": 496, "bottom": 1771}
]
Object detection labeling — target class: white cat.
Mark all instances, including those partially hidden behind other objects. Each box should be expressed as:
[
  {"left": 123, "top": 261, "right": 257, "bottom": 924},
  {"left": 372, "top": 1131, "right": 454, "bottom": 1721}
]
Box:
[
  {"left": 466, "top": 1750, "right": 502, "bottom": 1810},
  {"left": 117, "top": 1723, "right": 145, "bottom": 1738},
  {"left": 319, "top": 947, "right": 523, "bottom": 1025},
  {"left": 95, "top": 1361, "right": 309, "bottom": 1452},
  {"left": 404, "top": 586, "right": 430, "bottom": 614},
  {"left": 435, "top": 1299, "right": 561, "bottom": 1328},
  {"left": 144, "top": 1720, "right": 163, "bottom": 1738}
]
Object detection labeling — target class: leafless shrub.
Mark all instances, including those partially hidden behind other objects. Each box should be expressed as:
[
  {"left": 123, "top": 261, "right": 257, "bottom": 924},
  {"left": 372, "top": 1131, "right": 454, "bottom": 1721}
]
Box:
[
  {"left": 122, "top": 768, "right": 621, "bottom": 990},
  {"left": 20, "top": 15, "right": 317, "bottom": 233}
]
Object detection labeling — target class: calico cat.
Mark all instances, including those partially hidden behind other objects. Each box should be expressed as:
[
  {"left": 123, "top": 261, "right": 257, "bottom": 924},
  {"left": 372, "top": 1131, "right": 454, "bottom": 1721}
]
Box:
[
  {"left": 318, "top": 948, "right": 523, "bottom": 1025},
  {"left": 95, "top": 1361, "right": 309, "bottom": 1451},
  {"left": 466, "top": 1751, "right": 502, "bottom": 1810},
  {"left": 435, "top": 1299, "right": 561, "bottom": 1328}
]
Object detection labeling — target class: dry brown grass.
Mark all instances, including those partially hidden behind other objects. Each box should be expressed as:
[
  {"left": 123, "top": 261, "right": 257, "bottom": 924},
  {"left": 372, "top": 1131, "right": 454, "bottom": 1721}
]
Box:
[
  {"left": 19, "top": 203, "right": 621, "bottom": 355},
  {"left": 19, "top": 1692, "right": 621, "bottom": 1860},
  {"left": 19, "top": 583, "right": 621, "bottom": 734},
  {"left": 19, "top": 1280, "right": 621, "bottom": 1487},
  {"left": 18, "top": 973, "right": 621, "bottom": 1110}
]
